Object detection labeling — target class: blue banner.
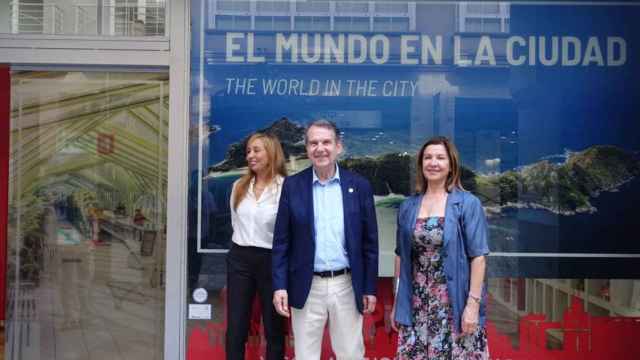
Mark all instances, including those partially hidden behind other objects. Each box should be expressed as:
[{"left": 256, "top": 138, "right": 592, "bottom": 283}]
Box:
[{"left": 189, "top": 1, "right": 640, "bottom": 278}]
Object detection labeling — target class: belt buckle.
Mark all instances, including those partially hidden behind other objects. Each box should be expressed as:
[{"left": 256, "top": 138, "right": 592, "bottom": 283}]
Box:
[{"left": 331, "top": 268, "right": 346, "bottom": 277}]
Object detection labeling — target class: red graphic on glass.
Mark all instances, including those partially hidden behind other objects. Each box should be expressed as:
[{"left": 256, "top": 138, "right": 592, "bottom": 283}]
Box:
[{"left": 187, "top": 279, "right": 640, "bottom": 359}]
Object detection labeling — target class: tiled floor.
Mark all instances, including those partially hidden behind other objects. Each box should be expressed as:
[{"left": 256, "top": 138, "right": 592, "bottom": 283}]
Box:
[{"left": 5, "top": 209, "right": 164, "bottom": 360}]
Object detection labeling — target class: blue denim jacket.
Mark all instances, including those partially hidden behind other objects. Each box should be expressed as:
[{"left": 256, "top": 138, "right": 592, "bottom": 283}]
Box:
[{"left": 394, "top": 188, "right": 490, "bottom": 332}]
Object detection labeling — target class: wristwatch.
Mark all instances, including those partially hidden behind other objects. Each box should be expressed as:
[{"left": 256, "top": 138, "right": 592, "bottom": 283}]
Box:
[{"left": 468, "top": 292, "right": 481, "bottom": 304}]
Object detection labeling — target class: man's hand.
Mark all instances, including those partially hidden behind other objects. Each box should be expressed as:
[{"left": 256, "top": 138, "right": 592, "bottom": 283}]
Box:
[
  {"left": 362, "top": 295, "right": 377, "bottom": 314},
  {"left": 273, "top": 290, "right": 290, "bottom": 318}
]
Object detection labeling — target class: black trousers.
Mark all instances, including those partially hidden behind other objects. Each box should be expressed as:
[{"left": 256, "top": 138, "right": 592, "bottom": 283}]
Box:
[{"left": 226, "top": 244, "right": 285, "bottom": 360}]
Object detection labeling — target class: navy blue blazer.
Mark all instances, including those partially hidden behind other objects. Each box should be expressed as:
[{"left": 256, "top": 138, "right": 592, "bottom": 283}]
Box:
[{"left": 272, "top": 166, "right": 379, "bottom": 313}]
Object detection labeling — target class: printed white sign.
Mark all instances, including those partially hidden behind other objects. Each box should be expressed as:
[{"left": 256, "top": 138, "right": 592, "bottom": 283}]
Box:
[{"left": 188, "top": 304, "right": 212, "bottom": 320}]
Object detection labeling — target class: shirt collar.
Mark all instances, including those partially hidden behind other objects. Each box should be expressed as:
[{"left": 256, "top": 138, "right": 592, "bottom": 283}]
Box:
[
  {"left": 250, "top": 175, "right": 284, "bottom": 193},
  {"left": 312, "top": 164, "right": 340, "bottom": 185},
  {"left": 274, "top": 175, "right": 284, "bottom": 186}
]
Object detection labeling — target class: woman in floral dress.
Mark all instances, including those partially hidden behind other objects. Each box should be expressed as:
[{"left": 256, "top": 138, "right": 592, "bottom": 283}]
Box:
[{"left": 391, "top": 136, "right": 490, "bottom": 359}]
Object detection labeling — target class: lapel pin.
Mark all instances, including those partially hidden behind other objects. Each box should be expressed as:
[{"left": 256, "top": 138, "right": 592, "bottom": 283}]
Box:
[{"left": 348, "top": 187, "right": 354, "bottom": 193}]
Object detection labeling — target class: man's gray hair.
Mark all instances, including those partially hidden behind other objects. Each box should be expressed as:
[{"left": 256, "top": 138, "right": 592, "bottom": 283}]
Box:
[{"left": 305, "top": 119, "right": 341, "bottom": 144}]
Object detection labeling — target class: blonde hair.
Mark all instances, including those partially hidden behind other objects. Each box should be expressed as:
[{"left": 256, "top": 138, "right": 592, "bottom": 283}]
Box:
[
  {"left": 415, "top": 136, "right": 464, "bottom": 193},
  {"left": 232, "top": 133, "right": 287, "bottom": 210}
]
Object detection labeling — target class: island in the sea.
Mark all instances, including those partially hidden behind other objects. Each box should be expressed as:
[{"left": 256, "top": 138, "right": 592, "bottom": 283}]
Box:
[
  {"left": 340, "top": 145, "right": 639, "bottom": 215},
  {"left": 209, "top": 117, "right": 307, "bottom": 172},
  {"left": 209, "top": 119, "right": 639, "bottom": 215}
]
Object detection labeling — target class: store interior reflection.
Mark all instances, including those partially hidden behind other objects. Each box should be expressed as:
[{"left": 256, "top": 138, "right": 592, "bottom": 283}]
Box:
[{"left": 6, "top": 71, "right": 168, "bottom": 360}]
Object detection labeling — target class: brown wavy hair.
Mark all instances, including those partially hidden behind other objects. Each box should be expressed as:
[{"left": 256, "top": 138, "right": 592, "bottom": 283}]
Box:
[
  {"left": 415, "top": 136, "right": 464, "bottom": 193},
  {"left": 232, "top": 133, "right": 287, "bottom": 210}
]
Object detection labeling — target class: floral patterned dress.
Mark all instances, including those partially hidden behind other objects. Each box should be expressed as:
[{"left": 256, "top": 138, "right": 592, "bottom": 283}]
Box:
[{"left": 397, "top": 217, "right": 489, "bottom": 360}]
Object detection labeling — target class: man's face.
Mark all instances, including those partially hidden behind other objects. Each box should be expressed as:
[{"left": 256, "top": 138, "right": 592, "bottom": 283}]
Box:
[{"left": 306, "top": 125, "right": 343, "bottom": 172}]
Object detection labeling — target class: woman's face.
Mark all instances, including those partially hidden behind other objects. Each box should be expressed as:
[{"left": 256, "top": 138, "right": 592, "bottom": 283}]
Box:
[
  {"left": 246, "top": 138, "right": 270, "bottom": 175},
  {"left": 422, "top": 144, "right": 451, "bottom": 184}
]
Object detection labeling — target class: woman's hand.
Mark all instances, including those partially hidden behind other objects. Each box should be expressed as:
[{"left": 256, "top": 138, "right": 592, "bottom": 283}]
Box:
[
  {"left": 390, "top": 303, "right": 399, "bottom": 332},
  {"left": 461, "top": 301, "right": 480, "bottom": 335}
]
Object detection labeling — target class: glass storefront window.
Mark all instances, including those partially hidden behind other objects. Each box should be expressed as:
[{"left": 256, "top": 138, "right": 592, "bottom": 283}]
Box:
[
  {"left": 187, "top": 1, "right": 640, "bottom": 359},
  {"left": 334, "top": 17, "right": 369, "bottom": 32},
  {"left": 336, "top": 2, "right": 369, "bottom": 14},
  {"left": 0, "top": 0, "right": 167, "bottom": 36},
  {"left": 295, "top": 16, "right": 331, "bottom": 31},
  {"left": 5, "top": 70, "right": 168, "bottom": 359},
  {"left": 254, "top": 16, "right": 290, "bottom": 31},
  {"left": 256, "top": 1, "right": 289, "bottom": 13},
  {"left": 373, "top": 17, "right": 410, "bottom": 32}
]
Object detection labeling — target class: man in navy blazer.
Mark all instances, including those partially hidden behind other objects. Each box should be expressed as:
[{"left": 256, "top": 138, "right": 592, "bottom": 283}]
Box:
[{"left": 272, "top": 119, "right": 379, "bottom": 359}]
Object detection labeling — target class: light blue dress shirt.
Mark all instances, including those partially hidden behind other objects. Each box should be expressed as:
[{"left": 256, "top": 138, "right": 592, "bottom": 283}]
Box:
[{"left": 312, "top": 165, "right": 349, "bottom": 271}]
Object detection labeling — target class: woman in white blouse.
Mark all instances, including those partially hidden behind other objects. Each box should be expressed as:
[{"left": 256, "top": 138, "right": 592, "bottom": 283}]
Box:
[{"left": 226, "top": 132, "right": 287, "bottom": 360}]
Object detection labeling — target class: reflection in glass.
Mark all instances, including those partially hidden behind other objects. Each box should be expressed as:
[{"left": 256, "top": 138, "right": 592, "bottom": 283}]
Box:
[
  {"left": 3, "top": 0, "right": 167, "bottom": 36},
  {"left": 488, "top": 277, "right": 640, "bottom": 354},
  {"left": 206, "top": 0, "right": 416, "bottom": 32},
  {"left": 188, "top": 1, "right": 640, "bottom": 358},
  {"left": 6, "top": 71, "right": 168, "bottom": 359}
]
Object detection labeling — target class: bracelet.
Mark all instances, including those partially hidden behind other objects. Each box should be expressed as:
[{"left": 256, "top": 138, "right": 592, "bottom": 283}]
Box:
[
  {"left": 468, "top": 292, "right": 481, "bottom": 304},
  {"left": 394, "top": 278, "right": 399, "bottom": 295}
]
